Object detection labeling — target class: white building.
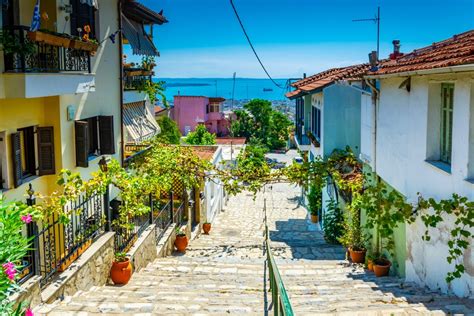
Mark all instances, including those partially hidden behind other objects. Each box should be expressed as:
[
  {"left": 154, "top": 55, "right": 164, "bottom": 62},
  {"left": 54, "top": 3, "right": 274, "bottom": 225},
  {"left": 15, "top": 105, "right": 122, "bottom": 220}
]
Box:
[{"left": 364, "top": 31, "right": 474, "bottom": 297}]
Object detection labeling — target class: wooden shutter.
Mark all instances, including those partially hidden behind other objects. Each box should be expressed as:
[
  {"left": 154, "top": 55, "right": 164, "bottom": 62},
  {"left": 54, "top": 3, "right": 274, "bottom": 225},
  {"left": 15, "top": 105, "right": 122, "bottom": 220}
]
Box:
[
  {"left": 11, "top": 132, "right": 22, "bottom": 188},
  {"left": 75, "top": 121, "right": 89, "bottom": 167},
  {"left": 37, "top": 127, "right": 55, "bottom": 175},
  {"left": 99, "top": 116, "right": 115, "bottom": 155}
]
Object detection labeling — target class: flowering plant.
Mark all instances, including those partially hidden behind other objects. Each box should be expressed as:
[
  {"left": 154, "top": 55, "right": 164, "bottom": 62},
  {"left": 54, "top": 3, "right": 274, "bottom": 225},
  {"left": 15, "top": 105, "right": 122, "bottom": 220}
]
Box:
[{"left": 0, "top": 196, "right": 41, "bottom": 315}]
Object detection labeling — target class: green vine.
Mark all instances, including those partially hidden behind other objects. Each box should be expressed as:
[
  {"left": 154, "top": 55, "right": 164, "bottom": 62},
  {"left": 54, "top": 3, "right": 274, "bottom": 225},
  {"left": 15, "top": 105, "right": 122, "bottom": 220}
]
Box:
[{"left": 416, "top": 194, "right": 474, "bottom": 283}]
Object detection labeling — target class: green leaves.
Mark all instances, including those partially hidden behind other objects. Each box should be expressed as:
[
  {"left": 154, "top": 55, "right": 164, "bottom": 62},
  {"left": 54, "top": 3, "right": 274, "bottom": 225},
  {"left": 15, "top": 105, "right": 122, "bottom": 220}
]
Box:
[
  {"left": 230, "top": 99, "right": 292, "bottom": 150},
  {"left": 184, "top": 124, "right": 216, "bottom": 145}
]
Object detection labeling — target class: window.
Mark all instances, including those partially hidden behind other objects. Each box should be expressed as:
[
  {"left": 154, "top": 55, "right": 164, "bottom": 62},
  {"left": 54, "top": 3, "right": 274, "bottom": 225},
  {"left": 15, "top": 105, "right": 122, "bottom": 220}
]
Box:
[
  {"left": 208, "top": 103, "right": 220, "bottom": 113},
  {"left": 440, "top": 83, "right": 454, "bottom": 164},
  {"left": 468, "top": 83, "right": 474, "bottom": 180},
  {"left": 10, "top": 126, "right": 55, "bottom": 188},
  {"left": 0, "top": 132, "right": 6, "bottom": 190},
  {"left": 70, "top": 0, "right": 97, "bottom": 39},
  {"left": 18, "top": 126, "right": 36, "bottom": 178},
  {"left": 311, "top": 106, "right": 321, "bottom": 140},
  {"left": 75, "top": 116, "right": 115, "bottom": 167}
]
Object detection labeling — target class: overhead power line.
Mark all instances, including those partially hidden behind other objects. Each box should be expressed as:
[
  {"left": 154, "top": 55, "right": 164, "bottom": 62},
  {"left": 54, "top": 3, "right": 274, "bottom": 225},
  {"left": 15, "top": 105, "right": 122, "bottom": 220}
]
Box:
[{"left": 229, "top": 0, "right": 284, "bottom": 90}]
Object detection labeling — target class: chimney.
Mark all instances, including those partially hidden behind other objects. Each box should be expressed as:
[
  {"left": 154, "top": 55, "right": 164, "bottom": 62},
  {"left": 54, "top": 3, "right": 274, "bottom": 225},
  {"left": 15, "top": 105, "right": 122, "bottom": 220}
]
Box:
[
  {"left": 368, "top": 51, "right": 378, "bottom": 72},
  {"left": 303, "top": 73, "right": 307, "bottom": 79},
  {"left": 390, "top": 40, "right": 403, "bottom": 60}
]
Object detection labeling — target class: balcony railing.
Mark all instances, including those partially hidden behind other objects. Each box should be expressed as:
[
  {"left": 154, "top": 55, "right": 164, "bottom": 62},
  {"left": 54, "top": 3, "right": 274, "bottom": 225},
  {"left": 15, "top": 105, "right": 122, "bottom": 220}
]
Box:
[
  {"left": 124, "top": 68, "right": 152, "bottom": 90},
  {"left": 28, "top": 191, "right": 105, "bottom": 288},
  {"left": 2, "top": 26, "right": 91, "bottom": 73}
]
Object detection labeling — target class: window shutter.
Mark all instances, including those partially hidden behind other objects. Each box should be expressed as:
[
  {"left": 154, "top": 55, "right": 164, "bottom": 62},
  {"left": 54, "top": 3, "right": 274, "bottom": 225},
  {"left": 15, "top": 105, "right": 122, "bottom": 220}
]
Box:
[
  {"left": 99, "top": 115, "right": 115, "bottom": 155},
  {"left": 37, "top": 127, "right": 55, "bottom": 176},
  {"left": 75, "top": 121, "right": 89, "bottom": 167},
  {"left": 10, "top": 132, "right": 22, "bottom": 188}
]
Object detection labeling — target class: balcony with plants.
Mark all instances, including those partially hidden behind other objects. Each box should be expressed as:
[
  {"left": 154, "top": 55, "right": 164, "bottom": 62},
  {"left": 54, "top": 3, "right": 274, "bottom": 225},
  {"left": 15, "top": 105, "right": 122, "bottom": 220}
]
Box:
[{"left": 0, "top": 17, "right": 99, "bottom": 98}]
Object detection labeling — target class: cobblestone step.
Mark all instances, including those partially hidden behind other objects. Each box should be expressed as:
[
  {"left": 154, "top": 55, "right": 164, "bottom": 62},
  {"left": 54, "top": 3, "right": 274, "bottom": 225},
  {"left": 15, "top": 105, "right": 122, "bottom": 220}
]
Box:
[{"left": 35, "top": 183, "right": 474, "bottom": 315}]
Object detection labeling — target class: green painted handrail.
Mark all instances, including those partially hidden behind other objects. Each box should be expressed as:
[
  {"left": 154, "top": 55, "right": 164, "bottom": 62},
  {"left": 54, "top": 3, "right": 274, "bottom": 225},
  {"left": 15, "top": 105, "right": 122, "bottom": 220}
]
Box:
[{"left": 264, "top": 199, "right": 294, "bottom": 316}]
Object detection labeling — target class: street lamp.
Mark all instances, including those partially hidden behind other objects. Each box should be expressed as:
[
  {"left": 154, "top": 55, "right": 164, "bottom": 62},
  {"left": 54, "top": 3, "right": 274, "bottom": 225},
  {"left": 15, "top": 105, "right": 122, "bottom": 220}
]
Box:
[
  {"left": 98, "top": 156, "right": 108, "bottom": 172},
  {"left": 26, "top": 184, "right": 36, "bottom": 206}
]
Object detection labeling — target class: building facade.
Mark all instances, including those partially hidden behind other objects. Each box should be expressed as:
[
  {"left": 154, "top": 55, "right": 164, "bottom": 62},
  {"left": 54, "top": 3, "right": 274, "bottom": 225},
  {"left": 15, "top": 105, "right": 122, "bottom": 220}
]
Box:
[
  {"left": 0, "top": 0, "right": 121, "bottom": 202},
  {"left": 172, "top": 96, "right": 231, "bottom": 136},
  {"left": 364, "top": 31, "right": 474, "bottom": 297}
]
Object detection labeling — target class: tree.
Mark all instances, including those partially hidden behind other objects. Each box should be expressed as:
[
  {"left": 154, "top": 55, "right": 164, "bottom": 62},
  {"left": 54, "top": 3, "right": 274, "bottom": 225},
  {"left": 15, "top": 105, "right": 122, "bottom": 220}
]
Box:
[
  {"left": 231, "top": 99, "right": 292, "bottom": 150},
  {"left": 185, "top": 124, "right": 216, "bottom": 145},
  {"left": 155, "top": 116, "right": 181, "bottom": 144}
]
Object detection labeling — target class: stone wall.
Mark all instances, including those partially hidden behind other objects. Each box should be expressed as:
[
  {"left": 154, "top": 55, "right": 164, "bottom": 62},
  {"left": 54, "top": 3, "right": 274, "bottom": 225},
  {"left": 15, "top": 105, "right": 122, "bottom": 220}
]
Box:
[
  {"left": 41, "top": 232, "right": 115, "bottom": 304},
  {"left": 8, "top": 276, "right": 42, "bottom": 309},
  {"left": 157, "top": 224, "right": 177, "bottom": 258},
  {"left": 127, "top": 224, "right": 157, "bottom": 272}
]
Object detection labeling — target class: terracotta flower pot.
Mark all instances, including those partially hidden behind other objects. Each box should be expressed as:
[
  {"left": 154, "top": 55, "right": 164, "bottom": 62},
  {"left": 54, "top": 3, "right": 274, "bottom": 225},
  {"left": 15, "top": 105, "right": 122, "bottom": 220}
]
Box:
[
  {"left": 373, "top": 259, "right": 391, "bottom": 277},
  {"left": 174, "top": 235, "right": 188, "bottom": 252},
  {"left": 110, "top": 259, "right": 132, "bottom": 285},
  {"left": 349, "top": 248, "right": 366, "bottom": 263},
  {"left": 310, "top": 214, "right": 319, "bottom": 223},
  {"left": 367, "top": 259, "right": 374, "bottom": 271},
  {"left": 203, "top": 223, "right": 211, "bottom": 234}
]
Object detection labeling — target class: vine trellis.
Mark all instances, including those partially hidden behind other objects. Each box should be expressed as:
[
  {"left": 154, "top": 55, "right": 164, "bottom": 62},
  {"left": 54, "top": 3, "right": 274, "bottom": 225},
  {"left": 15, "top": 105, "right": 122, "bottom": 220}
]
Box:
[{"left": 30, "top": 142, "right": 473, "bottom": 283}]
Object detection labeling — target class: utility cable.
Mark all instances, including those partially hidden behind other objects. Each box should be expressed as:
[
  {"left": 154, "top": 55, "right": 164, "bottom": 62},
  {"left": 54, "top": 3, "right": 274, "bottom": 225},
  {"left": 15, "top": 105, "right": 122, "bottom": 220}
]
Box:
[{"left": 229, "top": 0, "right": 284, "bottom": 90}]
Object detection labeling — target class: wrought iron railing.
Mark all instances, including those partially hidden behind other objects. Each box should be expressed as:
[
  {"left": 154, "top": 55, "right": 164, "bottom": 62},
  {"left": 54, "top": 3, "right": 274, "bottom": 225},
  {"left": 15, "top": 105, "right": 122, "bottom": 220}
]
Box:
[
  {"left": 173, "top": 200, "right": 185, "bottom": 225},
  {"left": 2, "top": 26, "right": 91, "bottom": 73},
  {"left": 124, "top": 68, "right": 152, "bottom": 90},
  {"left": 114, "top": 212, "right": 150, "bottom": 253},
  {"left": 153, "top": 199, "right": 173, "bottom": 243},
  {"left": 32, "top": 192, "right": 105, "bottom": 288},
  {"left": 264, "top": 199, "right": 294, "bottom": 316}
]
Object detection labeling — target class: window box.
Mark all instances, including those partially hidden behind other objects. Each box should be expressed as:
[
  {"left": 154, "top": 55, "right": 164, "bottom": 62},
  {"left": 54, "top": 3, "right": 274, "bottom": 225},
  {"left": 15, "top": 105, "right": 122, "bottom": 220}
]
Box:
[
  {"left": 69, "top": 39, "right": 99, "bottom": 53},
  {"left": 26, "top": 30, "right": 71, "bottom": 48}
]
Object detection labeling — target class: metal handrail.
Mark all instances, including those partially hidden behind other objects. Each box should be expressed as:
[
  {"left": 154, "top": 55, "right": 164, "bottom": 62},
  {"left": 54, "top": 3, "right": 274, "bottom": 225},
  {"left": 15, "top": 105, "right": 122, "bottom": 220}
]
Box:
[{"left": 264, "top": 199, "right": 294, "bottom": 316}]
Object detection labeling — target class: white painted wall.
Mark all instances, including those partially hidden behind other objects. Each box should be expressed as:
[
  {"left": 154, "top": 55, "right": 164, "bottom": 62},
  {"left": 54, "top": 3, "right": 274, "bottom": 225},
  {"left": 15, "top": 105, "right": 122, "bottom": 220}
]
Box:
[
  {"left": 205, "top": 147, "right": 224, "bottom": 223},
  {"left": 374, "top": 73, "right": 474, "bottom": 298},
  {"left": 59, "top": 0, "right": 121, "bottom": 187}
]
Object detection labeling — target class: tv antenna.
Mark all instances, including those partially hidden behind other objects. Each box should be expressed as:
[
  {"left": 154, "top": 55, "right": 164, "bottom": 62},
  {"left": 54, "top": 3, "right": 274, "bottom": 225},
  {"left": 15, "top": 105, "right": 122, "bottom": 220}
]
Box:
[{"left": 353, "top": 6, "right": 380, "bottom": 60}]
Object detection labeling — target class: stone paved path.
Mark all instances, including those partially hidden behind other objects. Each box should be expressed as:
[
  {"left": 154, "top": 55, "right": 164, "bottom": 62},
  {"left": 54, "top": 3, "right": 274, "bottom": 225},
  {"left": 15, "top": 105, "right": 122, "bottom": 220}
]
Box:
[{"left": 35, "top": 181, "right": 474, "bottom": 315}]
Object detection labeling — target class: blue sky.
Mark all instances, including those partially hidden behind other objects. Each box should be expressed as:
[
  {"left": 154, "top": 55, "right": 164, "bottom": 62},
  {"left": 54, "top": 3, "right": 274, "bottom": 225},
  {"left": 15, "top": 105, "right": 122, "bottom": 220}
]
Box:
[{"left": 125, "top": 0, "right": 474, "bottom": 78}]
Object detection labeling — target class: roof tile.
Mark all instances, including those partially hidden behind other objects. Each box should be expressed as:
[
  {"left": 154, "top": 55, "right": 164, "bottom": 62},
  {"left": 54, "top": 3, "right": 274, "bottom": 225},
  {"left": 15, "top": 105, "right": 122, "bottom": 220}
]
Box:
[{"left": 372, "top": 29, "right": 474, "bottom": 76}]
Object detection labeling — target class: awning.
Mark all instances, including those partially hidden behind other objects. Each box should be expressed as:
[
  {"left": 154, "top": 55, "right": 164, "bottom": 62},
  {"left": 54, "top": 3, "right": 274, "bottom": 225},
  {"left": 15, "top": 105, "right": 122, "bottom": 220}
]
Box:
[
  {"left": 123, "top": 1, "right": 168, "bottom": 25},
  {"left": 123, "top": 101, "right": 161, "bottom": 143},
  {"left": 122, "top": 14, "right": 159, "bottom": 56}
]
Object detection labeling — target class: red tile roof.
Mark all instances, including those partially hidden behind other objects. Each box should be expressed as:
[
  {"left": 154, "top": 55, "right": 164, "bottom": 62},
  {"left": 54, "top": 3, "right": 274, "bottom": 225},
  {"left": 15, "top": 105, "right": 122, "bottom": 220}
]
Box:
[
  {"left": 286, "top": 64, "right": 369, "bottom": 99},
  {"left": 371, "top": 30, "right": 474, "bottom": 76},
  {"left": 215, "top": 137, "right": 247, "bottom": 145},
  {"left": 190, "top": 146, "right": 218, "bottom": 161}
]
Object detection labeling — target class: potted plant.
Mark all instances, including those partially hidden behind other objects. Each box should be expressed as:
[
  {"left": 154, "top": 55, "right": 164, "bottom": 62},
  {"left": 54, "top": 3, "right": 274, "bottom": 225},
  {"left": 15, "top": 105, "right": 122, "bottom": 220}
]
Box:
[
  {"left": 174, "top": 227, "right": 188, "bottom": 252},
  {"left": 110, "top": 252, "right": 132, "bottom": 285},
  {"left": 307, "top": 183, "right": 322, "bottom": 224},
  {"left": 338, "top": 206, "right": 366, "bottom": 264},
  {"left": 203, "top": 221, "right": 211, "bottom": 234},
  {"left": 366, "top": 252, "right": 375, "bottom": 271}
]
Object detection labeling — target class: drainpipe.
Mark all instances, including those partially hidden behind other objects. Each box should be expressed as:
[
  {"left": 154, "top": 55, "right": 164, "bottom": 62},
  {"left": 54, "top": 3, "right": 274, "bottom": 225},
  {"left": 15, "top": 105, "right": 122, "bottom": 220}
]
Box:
[
  {"left": 365, "top": 78, "right": 379, "bottom": 174},
  {"left": 118, "top": 0, "right": 125, "bottom": 166}
]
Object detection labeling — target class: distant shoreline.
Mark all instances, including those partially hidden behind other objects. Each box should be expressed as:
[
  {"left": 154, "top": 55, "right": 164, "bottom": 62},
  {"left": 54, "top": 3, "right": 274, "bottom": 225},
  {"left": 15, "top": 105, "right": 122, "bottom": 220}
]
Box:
[{"left": 164, "top": 83, "right": 211, "bottom": 87}]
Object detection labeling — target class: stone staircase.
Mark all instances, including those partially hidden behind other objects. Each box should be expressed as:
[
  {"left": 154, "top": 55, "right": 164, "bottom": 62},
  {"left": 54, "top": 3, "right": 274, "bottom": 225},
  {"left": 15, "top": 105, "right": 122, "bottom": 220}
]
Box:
[
  {"left": 35, "top": 256, "right": 265, "bottom": 315},
  {"left": 34, "top": 185, "right": 474, "bottom": 315}
]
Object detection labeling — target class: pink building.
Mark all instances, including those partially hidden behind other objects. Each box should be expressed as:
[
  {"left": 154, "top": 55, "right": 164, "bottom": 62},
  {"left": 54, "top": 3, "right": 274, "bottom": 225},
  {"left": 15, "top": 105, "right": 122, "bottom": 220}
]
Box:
[{"left": 172, "top": 96, "right": 232, "bottom": 136}]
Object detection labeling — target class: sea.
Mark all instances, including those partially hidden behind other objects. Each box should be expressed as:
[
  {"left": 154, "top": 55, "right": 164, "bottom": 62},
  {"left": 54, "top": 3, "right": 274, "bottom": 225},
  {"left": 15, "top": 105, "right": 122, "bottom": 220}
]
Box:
[{"left": 156, "top": 78, "right": 290, "bottom": 103}]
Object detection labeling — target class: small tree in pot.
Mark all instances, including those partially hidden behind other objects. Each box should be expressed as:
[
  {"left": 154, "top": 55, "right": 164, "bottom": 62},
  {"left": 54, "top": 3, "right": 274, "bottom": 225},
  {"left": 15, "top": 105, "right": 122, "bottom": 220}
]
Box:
[
  {"left": 361, "top": 176, "right": 412, "bottom": 277},
  {"left": 338, "top": 200, "right": 366, "bottom": 264},
  {"left": 307, "top": 184, "right": 322, "bottom": 223}
]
